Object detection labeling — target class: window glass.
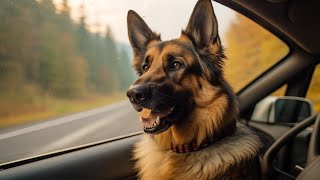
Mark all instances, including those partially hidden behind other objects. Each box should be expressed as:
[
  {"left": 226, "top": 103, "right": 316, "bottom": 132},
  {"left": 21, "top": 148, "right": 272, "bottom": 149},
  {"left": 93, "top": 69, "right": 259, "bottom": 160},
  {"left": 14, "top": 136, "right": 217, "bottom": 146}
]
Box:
[
  {"left": 272, "top": 85, "right": 287, "bottom": 96},
  {"left": 306, "top": 65, "right": 320, "bottom": 112},
  {"left": 224, "top": 13, "right": 289, "bottom": 92},
  {"left": 0, "top": 0, "right": 139, "bottom": 164},
  {"left": 0, "top": 0, "right": 289, "bottom": 164}
]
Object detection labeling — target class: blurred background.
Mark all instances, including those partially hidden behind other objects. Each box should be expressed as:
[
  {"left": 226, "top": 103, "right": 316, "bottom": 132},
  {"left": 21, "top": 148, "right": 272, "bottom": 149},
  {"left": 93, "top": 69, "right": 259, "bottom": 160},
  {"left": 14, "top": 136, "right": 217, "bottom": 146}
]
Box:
[{"left": 0, "top": 0, "right": 136, "bottom": 127}]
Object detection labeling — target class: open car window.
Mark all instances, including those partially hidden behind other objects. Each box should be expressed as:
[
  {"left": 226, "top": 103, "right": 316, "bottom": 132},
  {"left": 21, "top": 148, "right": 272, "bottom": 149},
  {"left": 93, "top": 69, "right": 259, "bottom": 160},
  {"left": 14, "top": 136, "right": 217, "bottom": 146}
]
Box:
[{"left": 0, "top": 0, "right": 289, "bottom": 165}]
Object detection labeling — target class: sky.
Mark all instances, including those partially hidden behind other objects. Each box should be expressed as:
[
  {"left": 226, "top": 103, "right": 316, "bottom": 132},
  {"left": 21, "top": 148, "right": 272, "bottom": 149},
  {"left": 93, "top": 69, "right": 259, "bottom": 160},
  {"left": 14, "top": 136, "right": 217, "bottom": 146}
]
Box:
[{"left": 54, "top": 0, "right": 236, "bottom": 45}]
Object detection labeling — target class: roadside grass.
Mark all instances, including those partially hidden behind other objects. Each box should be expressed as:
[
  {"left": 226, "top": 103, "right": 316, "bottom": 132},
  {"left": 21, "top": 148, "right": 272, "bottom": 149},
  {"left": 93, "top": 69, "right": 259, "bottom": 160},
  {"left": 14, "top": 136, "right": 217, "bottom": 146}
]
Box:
[{"left": 0, "top": 91, "right": 126, "bottom": 128}]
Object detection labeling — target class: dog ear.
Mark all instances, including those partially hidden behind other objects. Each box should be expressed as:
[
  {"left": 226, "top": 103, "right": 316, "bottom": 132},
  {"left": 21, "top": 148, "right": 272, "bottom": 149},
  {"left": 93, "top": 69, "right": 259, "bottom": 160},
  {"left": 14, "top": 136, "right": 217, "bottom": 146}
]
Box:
[
  {"left": 184, "top": 0, "right": 219, "bottom": 50},
  {"left": 127, "top": 10, "right": 160, "bottom": 55}
]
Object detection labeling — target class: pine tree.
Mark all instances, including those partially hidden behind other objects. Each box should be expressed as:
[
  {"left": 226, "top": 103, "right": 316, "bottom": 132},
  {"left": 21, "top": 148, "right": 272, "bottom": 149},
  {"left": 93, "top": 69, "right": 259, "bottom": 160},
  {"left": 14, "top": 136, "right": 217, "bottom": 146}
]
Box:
[{"left": 116, "top": 48, "right": 135, "bottom": 91}]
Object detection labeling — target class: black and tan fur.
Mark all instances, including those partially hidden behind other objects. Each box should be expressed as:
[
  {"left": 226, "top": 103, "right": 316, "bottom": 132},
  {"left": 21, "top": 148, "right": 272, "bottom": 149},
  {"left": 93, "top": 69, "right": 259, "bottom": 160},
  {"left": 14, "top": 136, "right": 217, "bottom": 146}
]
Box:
[{"left": 126, "top": 0, "right": 262, "bottom": 179}]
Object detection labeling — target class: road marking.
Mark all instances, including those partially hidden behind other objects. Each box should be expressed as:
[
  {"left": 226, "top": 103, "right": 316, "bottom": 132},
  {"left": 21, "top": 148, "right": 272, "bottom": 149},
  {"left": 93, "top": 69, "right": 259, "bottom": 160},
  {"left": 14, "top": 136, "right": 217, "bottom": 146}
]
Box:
[
  {"left": 33, "top": 108, "right": 132, "bottom": 155},
  {"left": 0, "top": 101, "right": 129, "bottom": 141}
]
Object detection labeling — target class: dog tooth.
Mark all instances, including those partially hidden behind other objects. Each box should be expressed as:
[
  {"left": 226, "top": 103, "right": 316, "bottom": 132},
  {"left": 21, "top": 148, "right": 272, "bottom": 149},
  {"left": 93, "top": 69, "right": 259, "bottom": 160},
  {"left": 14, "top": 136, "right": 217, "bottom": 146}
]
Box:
[{"left": 156, "top": 116, "right": 160, "bottom": 125}]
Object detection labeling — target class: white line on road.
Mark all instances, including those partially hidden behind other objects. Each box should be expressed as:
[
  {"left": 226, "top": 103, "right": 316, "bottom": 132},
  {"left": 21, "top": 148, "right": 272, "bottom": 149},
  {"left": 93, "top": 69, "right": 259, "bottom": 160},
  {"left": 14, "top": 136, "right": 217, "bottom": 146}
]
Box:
[
  {"left": 33, "top": 108, "right": 132, "bottom": 155},
  {"left": 0, "top": 101, "right": 129, "bottom": 141}
]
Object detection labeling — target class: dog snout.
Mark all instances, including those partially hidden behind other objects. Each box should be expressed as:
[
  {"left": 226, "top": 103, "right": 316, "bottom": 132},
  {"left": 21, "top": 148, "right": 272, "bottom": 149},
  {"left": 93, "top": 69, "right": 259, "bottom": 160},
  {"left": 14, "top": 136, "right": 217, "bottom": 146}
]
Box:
[{"left": 127, "top": 84, "right": 151, "bottom": 104}]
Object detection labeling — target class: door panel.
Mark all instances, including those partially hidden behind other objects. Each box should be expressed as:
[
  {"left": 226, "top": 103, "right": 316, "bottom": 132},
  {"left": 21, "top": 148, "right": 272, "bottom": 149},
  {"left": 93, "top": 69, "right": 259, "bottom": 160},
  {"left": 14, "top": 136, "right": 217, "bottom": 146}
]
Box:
[{"left": 0, "top": 135, "right": 141, "bottom": 180}]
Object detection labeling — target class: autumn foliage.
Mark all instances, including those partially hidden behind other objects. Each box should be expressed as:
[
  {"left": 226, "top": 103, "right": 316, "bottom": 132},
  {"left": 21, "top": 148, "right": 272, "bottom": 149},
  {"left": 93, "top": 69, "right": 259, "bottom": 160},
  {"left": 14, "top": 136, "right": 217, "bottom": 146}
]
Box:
[
  {"left": 224, "top": 13, "right": 319, "bottom": 112},
  {"left": 224, "top": 14, "right": 289, "bottom": 92}
]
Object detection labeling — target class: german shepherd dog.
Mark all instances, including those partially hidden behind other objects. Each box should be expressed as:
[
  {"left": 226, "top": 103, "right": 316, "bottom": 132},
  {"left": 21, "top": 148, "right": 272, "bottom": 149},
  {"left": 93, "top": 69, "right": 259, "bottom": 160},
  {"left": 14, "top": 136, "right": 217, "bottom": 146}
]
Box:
[{"left": 126, "top": 0, "right": 262, "bottom": 179}]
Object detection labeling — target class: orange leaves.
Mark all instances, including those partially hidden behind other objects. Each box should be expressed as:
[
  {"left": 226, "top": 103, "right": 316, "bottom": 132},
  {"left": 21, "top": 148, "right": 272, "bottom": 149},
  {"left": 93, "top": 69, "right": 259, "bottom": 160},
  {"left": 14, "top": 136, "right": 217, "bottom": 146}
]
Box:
[{"left": 224, "top": 13, "right": 289, "bottom": 92}]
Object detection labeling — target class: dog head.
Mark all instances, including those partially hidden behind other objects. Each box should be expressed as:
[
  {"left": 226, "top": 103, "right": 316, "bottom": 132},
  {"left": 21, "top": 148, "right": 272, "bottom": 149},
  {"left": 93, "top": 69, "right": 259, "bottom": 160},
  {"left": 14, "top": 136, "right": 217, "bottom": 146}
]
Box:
[{"left": 126, "top": 0, "right": 233, "bottom": 135}]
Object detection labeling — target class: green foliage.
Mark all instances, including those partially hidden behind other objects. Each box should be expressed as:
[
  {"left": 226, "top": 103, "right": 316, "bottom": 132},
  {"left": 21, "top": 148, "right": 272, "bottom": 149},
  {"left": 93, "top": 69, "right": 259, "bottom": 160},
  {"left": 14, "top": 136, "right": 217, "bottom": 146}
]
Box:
[{"left": 0, "top": 0, "right": 134, "bottom": 98}]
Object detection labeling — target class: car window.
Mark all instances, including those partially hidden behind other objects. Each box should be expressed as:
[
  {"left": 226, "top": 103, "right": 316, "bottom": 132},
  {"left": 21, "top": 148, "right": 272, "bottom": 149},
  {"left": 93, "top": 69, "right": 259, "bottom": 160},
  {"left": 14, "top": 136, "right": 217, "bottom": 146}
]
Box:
[
  {"left": 224, "top": 13, "right": 289, "bottom": 92},
  {"left": 306, "top": 65, "right": 320, "bottom": 112},
  {"left": 0, "top": 0, "right": 139, "bottom": 164},
  {"left": 272, "top": 85, "right": 287, "bottom": 96},
  {"left": 0, "top": 0, "right": 289, "bottom": 164}
]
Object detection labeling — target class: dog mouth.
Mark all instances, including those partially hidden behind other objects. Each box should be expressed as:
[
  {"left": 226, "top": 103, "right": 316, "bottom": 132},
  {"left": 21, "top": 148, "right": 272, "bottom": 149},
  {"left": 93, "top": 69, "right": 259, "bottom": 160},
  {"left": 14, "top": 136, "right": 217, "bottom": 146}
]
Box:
[{"left": 139, "top": 107, "right": 175, "bottom": 134}]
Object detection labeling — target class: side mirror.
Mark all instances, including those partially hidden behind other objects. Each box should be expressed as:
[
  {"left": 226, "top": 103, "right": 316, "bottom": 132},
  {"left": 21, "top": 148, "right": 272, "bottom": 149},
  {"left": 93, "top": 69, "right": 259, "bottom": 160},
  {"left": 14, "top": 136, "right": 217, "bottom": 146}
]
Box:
[{"left": 251, "top": 96, "right": 314, "bottom": 125}]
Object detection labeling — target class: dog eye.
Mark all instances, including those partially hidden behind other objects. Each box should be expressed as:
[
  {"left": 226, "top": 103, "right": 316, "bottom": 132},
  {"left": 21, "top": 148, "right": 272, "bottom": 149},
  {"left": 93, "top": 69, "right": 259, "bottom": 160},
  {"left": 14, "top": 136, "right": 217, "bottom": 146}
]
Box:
[
  {"left": 142, "top": 64, "right": 149, "bottom": 72},
  {"left": 169, "top": 61, "right": 182, "bottom": 70}
]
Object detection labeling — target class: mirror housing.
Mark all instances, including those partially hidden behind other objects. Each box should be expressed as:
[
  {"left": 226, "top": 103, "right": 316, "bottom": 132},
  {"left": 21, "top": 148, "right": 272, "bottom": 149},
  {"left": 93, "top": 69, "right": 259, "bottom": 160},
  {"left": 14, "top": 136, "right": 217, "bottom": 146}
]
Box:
[{"left": 251, "top": 96, "right": 314, "bottom": 125}]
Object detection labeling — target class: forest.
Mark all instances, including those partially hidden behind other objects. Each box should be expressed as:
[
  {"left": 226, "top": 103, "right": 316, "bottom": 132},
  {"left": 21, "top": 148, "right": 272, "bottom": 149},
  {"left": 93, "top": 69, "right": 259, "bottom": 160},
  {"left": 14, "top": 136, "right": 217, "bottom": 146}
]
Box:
[
  {"left": 224, "top": 13, "right": 319, "bottom": 112},
  {"left": 0, "top": 0, "right": 134, "bottom": 127}
]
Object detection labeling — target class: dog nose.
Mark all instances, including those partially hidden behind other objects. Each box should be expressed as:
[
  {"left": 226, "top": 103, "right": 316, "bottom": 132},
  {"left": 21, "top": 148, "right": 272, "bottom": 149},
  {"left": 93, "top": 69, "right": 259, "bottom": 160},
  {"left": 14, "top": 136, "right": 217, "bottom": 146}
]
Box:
[{"left": 127, "top": 85, "right": 150, "bottom": 104}]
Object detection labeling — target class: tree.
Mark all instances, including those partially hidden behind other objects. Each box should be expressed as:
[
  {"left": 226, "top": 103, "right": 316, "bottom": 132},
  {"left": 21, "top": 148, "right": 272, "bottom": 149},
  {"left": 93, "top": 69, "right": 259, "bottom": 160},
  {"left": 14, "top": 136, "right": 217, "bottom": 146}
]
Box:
[
  {"left": 224, "top": 14, "right": 289, "bottom": 91},
  {"left": 36, "top": 0, "right": 88, "bottom": 97},
  {"left": 102, "top": 26, "right": 119, "bottom": 92},
  {"left": 75, "top": 4, "right": 88, "bottom": 55},
  {"left": 0, "top": 0, "right": 134, "bottom": 97},
  {"left": 0, "top": 0, "right": 40, "bottom": 91},
  {"left": 115, "top": 48, "right": 135, "bottom": 91}
]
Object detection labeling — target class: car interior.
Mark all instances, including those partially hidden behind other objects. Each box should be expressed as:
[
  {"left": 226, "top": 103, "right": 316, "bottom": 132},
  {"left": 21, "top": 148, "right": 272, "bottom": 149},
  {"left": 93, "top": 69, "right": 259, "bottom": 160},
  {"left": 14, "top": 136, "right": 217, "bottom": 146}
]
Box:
[{"left": 0, "top": 0, "right": 319, "bottom": 179}]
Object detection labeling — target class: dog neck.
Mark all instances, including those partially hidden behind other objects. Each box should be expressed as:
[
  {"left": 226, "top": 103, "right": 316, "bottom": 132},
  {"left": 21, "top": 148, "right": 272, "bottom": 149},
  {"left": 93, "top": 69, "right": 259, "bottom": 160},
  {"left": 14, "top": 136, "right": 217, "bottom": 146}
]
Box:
[
  {"left": 170, "top": 122, "right": 236, "bottom": 153},
  {"left": 152, "top": 92, "right": 238, "bottom": 152}
]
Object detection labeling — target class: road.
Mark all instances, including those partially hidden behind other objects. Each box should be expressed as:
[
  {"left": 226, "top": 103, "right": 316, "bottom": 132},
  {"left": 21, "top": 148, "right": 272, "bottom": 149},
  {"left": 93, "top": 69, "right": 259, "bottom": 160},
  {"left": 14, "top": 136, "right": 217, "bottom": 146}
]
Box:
[{"left": 0, "top": 101, "right": 141, "bottom": 164}]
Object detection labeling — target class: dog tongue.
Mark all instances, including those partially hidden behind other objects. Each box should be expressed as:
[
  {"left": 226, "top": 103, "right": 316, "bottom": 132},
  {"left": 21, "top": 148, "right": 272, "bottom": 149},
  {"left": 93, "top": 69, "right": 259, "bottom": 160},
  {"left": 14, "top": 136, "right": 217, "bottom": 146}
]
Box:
[
  {"left": 139, "top": 108, "right": 171, "bottom": 127},
  {"left": 140, "top": 108, "right": 152, "bottom": 119}
]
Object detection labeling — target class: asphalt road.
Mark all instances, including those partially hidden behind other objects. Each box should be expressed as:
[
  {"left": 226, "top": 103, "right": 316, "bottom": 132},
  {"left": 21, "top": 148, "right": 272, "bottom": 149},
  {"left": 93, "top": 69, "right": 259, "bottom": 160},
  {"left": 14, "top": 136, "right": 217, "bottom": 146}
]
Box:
[{"left": 0, "top": 101, "right": 141, "bottom": 164}]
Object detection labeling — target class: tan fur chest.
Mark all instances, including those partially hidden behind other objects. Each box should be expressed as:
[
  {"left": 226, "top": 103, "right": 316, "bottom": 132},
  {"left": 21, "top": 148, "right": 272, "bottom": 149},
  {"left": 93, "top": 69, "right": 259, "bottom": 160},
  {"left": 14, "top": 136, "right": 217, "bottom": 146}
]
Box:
[{"left": 133, "top": 124, "right": 261, "bottom": 180}]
